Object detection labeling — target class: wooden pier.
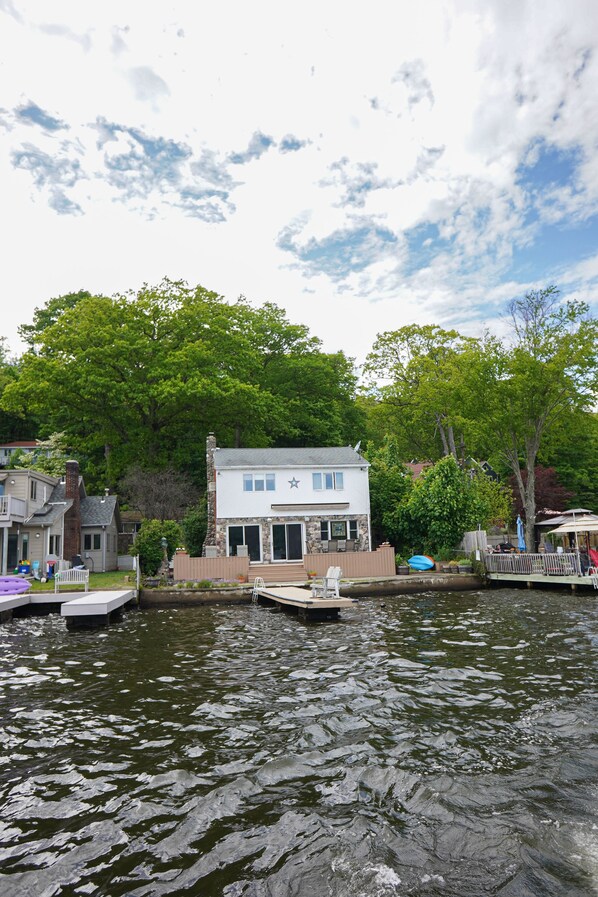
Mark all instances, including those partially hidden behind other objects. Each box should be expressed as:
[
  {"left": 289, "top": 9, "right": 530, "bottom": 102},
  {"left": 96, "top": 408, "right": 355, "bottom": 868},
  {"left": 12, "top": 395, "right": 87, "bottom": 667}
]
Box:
[{"left": 255, "top": 585, "right": 357, "bottom": 621}]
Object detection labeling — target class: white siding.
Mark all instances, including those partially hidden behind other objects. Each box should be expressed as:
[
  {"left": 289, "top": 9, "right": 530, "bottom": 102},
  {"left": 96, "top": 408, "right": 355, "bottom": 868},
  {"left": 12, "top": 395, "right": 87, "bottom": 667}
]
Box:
[{"left": 216, "top": 465, "right": 370, "bottom": 519}]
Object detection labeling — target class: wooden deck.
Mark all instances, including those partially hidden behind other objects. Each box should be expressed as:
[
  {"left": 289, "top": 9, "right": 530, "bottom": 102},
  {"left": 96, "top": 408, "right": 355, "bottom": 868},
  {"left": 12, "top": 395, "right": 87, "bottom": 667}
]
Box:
[
  {"left": 256, "top": 585, "right": 357, "bottom": 621},
  {"left": 487, "top": 572, "right": 597, "bottom": 590}
]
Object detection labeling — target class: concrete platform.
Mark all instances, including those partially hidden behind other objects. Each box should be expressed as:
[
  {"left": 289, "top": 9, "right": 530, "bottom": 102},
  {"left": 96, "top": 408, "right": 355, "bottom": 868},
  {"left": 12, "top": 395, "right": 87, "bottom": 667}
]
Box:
[{"left": 61, "top": 590, "right": 135, "bottom": 628}]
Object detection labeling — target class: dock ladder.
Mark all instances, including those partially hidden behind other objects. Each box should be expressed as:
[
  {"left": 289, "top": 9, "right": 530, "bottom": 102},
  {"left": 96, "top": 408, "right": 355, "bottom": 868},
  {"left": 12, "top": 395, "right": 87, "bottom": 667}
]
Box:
[{"left": 252, "top": 577, "right": 265, "bottom": 604}]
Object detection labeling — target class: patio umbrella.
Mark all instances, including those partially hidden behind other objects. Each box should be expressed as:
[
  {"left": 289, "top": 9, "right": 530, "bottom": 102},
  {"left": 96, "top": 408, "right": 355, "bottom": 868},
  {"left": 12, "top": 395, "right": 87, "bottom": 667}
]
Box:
[{"left": 516, "top": 515, "right": 526, "bottom": 551}]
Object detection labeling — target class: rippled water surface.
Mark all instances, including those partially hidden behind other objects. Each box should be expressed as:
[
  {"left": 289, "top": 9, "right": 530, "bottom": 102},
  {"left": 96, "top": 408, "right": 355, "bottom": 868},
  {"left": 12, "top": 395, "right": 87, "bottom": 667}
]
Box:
[{"left": 1, "top": 589, "right": 598, "bottom": 896}]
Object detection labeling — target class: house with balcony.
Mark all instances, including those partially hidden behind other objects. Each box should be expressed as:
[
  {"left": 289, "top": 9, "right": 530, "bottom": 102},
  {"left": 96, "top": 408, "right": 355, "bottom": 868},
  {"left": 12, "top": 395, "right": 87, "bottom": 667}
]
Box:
[
  {"left": 205, "top": 434, "right": 372, "bottom": 563},
  {"left": 0, "top": 460, "right": 120, "bottom": 575}
]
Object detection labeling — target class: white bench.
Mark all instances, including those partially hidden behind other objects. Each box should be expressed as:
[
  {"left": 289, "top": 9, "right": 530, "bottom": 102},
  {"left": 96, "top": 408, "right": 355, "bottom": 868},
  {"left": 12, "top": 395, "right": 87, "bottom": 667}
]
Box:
[{"left": 54, "top": 568, "right": 90, "bottom": 593}]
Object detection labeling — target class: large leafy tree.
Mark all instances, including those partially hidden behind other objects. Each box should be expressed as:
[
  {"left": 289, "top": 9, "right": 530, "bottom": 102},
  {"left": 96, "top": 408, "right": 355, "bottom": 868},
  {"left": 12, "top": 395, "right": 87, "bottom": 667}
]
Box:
[
  {"left": 363, "top": 324, "right": 475, "bottom": 460},
  {"left": 365, "top": 436, "right": 413, "bottom": 546},
  {"left": 471, "top": 287, "right": 597, "bottom": 550},
  {"left": 4, "top": 280, "right": 361, "bottom": 486}
]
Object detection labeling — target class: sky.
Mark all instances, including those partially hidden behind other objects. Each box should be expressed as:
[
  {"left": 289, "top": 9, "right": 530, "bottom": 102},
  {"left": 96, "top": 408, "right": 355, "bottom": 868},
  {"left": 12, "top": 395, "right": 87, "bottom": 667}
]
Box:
[{"left": 2, "top": 0, "right": 598, "bottom": 366}]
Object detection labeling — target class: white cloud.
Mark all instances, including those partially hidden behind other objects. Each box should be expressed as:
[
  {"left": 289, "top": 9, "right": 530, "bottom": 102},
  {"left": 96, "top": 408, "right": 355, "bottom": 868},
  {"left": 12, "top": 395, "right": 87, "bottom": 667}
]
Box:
[{"left": 0, "top": 0, "right": 597, "bottom": 366}]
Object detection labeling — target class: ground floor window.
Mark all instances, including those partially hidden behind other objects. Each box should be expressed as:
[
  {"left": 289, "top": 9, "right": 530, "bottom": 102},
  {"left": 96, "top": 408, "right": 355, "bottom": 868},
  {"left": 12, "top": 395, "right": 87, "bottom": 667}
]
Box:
[
  {"left": 49, "top": 534, "right": 61, "bottom": 556},
  {"left": 228, "top": 525, "right": 261, "bottom": 562},
  {"left": 320, "top": 520, "right": 358, "bottom": 540},
  {"left": 83, "top": 533, "right": 102, "bottom": 551}
]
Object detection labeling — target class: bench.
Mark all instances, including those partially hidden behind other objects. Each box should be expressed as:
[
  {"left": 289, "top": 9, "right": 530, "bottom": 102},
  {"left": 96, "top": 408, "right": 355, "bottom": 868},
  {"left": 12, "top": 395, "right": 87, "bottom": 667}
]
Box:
[{"left": 54, "top": 568, "right": 90, "bottom": 594}]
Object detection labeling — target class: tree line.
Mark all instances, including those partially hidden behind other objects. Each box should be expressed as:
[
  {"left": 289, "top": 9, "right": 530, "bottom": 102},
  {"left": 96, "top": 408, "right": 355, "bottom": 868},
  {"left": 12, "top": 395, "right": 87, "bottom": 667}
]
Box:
[{"left": 0, "top": 280, "right": 596, "bottom": 555}]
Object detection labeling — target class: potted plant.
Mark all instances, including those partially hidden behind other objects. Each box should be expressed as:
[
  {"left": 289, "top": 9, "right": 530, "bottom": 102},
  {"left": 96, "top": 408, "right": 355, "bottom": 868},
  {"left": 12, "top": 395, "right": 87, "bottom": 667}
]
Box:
[
  {"left": 306, "top": 570, "right": 318, "bottom": 580},
  {"left": 395, "top": 555, "right": 410, "bottom": 576},
  {"left": 448, "top": 560, "right": 459, "bottom": 573},
  {"left": 456, "top": 558, "right": 473, "bottom": 573}
]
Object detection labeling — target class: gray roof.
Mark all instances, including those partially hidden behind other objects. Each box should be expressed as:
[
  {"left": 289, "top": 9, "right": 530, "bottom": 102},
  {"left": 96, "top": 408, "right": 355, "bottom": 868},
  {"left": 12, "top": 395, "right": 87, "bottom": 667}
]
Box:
[
  {"left": 26, "top": 494, "right": 119, "bottom": 528},
  {"left": 80, "top": 495, "right": 119, "bottom": 527},
  {"left": 27, "top": 500, "right": 73, "bottom": 526},
  {"left": 214, "top": 446, "right": 368, "bottom": 469}
]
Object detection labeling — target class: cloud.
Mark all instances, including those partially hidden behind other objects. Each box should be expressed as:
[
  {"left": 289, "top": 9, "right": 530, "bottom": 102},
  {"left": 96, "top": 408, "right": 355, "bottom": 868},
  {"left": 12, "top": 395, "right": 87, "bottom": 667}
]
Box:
[
  {"left": 38, "top": 22, "right": 91, "bottom": 52},
  {"left": 279, "top": 134, "right": 309, "bottom": 153},
  {"left": 15, "top": 101, "right": 67, "bottom": 132},
  {"left": 392, "top": 59, "right": 434, "bottom": 110},
  {"left": 11, "top": 142, "right": 83, "bottom": 214},
  {"left": 228, "top": 131, "right": 275, "bottom": 165},
  {"left": 278, "top": 218, "right": 398, "bottom": 280},
  {"left": 126, "top": 66, "right": 170, "bottom": 103}
]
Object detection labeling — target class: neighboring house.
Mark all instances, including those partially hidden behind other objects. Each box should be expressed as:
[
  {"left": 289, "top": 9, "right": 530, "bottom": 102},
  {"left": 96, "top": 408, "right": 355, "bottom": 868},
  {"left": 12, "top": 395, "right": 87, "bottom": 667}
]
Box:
[
  {"left": 0, "top": 460, "right": 120, "bottom": 575},
  {"left": 205, "top": 434, "right": 371, "bottom": 562},
  {"left": 0, "top": 440, "right": 40, "bottom": 467}
]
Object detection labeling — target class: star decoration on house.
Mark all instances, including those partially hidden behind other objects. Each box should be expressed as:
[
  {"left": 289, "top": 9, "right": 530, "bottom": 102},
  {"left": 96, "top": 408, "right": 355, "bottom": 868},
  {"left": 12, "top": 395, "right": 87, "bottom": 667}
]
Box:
[{"left": 288, "top": 477, "right": 300, "bottom": 488}]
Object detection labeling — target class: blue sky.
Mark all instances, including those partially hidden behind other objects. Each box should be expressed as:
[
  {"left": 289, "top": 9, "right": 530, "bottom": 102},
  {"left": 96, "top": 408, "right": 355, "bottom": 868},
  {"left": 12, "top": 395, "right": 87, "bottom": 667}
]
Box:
[{"left": 1, "top": 1, "right": 598, "bottom": 363}]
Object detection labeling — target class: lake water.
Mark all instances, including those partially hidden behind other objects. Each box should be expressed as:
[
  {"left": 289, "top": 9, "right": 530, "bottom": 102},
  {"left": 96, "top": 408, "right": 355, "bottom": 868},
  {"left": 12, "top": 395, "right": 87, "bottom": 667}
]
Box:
[{"left": 1, "top": 588, "right": 598, "bottom": 897}]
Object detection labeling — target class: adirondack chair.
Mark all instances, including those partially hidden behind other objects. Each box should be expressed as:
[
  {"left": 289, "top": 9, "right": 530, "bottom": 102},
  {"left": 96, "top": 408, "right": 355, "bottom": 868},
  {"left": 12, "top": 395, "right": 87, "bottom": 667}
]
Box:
[{"left": 311, "top": 566, "right": 342, "bottom": 599}]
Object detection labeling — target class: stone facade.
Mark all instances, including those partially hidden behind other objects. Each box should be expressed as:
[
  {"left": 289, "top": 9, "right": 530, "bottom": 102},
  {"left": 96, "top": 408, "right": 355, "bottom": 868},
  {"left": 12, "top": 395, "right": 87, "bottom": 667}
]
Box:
[
  {"left": 204, "top": 433, "right": 217, "bottom": 553},
  {"left": 216, "top": 513, "right": 370, "bottom": 562}
]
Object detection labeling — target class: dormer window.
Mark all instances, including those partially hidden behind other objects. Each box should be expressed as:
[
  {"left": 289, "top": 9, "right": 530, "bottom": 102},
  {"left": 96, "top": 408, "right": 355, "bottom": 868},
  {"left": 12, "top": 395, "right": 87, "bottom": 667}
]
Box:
[{"left": 30, "top": 480, "right": 37, "bottom": 501}]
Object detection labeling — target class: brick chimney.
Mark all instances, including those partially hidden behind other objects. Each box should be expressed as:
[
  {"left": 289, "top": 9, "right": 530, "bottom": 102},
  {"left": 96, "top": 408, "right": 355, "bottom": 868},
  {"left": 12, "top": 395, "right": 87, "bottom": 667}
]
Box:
[
  {"left": 203, "top": 434, "right": 217, "bottom": 553},
  {"left": 63, "top": 460, "right": 81, "bottom": 563}
]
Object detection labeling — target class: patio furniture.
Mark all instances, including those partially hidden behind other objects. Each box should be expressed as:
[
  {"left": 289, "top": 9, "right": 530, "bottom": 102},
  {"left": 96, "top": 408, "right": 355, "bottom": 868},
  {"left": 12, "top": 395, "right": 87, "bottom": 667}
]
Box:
[
  {"left": 321, "top": 540, "right": 329, "bottom": 553},
  {"left": 311, "top": 566, "right": 342, "bottom": 599},
  {"left": 205, "top": 546, "right": 218, "bottom": 558},
  {"left": 328, "top": 540, "right": 338, "bottom": 552},
  {"left": 345, "top": 539, "right": 356, "bottom": 552},
  {"left": 337, "top": 540, "right": 347, "bottom": 551}
]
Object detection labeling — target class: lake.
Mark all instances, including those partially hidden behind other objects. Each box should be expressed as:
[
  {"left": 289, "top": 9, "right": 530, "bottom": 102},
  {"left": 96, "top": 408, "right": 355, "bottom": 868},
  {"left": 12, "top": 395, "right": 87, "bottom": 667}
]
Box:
[{"left": 1, "top": 588, "right": 597, "bottom": 896}]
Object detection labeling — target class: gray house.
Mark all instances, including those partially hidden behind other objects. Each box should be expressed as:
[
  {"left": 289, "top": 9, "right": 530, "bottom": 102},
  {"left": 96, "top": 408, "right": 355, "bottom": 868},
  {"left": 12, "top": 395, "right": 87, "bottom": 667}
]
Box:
[{"left": 0, "top": 460, "right": 120, "bottom": 575}]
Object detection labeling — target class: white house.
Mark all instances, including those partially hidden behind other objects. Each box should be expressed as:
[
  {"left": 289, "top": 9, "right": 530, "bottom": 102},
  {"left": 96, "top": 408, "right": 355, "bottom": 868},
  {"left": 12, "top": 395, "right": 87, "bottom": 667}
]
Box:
[{"left": 205, "top": 435, "right": 371, "bottom": 563}]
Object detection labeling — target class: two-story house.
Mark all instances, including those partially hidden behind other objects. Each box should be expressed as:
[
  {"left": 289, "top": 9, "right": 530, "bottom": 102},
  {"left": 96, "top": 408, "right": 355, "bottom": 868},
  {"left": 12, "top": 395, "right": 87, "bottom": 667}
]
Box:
[
  {"left": 205, "top": 434, "right": 371, "bottom": 563},
  {"left": 0, "top": 460, "right": 120, "bottom": 575}
]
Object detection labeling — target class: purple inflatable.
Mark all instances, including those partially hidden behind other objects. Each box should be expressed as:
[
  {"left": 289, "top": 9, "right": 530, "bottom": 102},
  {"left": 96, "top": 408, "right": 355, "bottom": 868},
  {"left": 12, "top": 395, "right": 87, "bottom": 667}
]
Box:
[{"left": 0, "top": 576, "right": 31, "bottom": 595}]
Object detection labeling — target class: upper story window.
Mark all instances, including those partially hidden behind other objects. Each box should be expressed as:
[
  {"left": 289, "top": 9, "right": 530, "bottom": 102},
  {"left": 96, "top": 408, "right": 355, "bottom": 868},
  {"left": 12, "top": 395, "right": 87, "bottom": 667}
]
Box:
[
  {"left": 30, "top": 480, "right": 37, "bottom": 501},
  {"left": 243, "top": 473, "right": 276, "bottom": 492},
  {"left": 312, "top": 471, "right": 344, "bottom": 491}
]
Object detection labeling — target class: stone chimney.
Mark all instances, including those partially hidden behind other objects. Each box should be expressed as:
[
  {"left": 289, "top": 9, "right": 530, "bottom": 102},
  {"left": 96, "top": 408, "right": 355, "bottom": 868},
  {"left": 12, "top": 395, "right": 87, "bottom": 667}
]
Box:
[
  {"left": 63, "top": 459, "right": 81, "bottom": 562},
  {"left": 204, "top": 434, "right": 217, "bottom": 552}
]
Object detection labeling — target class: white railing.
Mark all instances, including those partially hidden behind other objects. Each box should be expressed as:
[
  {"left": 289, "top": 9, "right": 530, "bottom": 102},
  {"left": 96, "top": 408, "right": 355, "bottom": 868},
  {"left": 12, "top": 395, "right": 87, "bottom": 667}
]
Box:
[
  {"left": 0, "top": 495, "right": 27, "bottom": 521},
  {"left": 484, "top": 552, "right": 582, "bottom": 577}
]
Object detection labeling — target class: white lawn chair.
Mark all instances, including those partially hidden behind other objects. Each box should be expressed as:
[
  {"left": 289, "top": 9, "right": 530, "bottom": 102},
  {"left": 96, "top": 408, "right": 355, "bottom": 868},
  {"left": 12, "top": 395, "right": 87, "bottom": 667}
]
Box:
[{"left": 311, "top": 566, "right": 342, "bottom": 599}]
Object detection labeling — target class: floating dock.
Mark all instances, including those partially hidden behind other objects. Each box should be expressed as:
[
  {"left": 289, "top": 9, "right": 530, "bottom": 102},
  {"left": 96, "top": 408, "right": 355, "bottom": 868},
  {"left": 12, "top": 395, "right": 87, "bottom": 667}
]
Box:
[
  {"left": 255, "top": 585, "right": 357, "bottom": 621},
  {"left": 60, "top": 589, "right": 136, "bottom": 628}
]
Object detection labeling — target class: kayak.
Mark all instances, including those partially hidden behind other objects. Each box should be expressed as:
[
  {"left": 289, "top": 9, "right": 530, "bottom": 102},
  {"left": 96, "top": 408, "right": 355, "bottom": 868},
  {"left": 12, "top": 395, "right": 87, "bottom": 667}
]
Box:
[{"left": 407, "top": 555, "right": 435, "bottom": 571}]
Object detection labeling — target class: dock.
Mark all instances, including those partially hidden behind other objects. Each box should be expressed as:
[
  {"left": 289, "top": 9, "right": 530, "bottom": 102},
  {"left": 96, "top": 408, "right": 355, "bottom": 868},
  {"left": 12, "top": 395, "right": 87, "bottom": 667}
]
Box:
[
  {"left": 255, "top": 585, "right": 357, "bottom": 621},
  {"left": 60, "top": 590, "right": 136, "bottom": 628}
]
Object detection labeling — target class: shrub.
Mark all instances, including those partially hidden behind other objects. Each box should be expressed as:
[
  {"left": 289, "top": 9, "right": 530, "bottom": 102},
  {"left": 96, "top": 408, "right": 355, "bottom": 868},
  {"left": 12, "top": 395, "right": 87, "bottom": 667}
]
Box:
[{"left": 131, "top": 519, "right": 182, "bottom": 575}]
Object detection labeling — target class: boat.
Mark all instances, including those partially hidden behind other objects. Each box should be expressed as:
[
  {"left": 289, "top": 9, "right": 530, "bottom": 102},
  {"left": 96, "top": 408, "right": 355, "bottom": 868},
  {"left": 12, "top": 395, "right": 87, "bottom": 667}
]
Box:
[{"left": 407, "top": 555, "right": 435, "bottom": 571}]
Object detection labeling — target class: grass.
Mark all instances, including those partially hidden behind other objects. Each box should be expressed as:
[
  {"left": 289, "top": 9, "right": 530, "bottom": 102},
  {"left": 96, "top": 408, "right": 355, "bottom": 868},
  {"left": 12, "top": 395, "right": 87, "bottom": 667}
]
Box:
[{"left": 27, "top": 571, "right": 136, "bottom": 592}]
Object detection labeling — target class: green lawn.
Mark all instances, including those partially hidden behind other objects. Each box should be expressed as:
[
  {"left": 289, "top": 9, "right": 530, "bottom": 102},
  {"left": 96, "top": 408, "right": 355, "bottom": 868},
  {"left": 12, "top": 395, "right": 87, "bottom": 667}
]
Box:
[{"left": 27, "top": 571, "right": 137, "bottom": 592}]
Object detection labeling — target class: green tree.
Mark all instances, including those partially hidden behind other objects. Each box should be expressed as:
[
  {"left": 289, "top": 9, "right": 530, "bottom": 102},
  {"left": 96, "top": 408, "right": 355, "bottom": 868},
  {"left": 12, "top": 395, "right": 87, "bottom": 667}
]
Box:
[
  {"left": 363, "top": 324, "right": 475, "bottom": 461},
  {"left": 365, "top": 436, "right": 413, "bottom": 546},
  {"left": 181, "top": 497, "right": 208, "bottom": 556},
  {"left": 471, "top": 288, "right": 597, "bottom": 549},
  {"left": 5, "top": 281, "right": 361, "bottom": 485},
  {"left": 132, "top": 519, "right": 182, "bottom": 575},
  {"left": 18, "top": 290, "right": 92, "bottom": 349}
]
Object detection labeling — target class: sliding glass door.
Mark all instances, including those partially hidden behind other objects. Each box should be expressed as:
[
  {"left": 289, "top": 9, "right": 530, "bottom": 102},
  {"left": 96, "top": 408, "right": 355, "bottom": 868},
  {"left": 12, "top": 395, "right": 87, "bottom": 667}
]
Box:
[{"left": 272, "top": 523, "right": 303, "bottom": 561}]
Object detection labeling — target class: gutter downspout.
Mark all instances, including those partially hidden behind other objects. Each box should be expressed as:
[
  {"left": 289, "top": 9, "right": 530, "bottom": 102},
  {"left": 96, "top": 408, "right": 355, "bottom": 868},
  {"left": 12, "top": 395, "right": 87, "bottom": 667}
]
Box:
[{"left": 102, "top": 525, "right": 106, "bottom": 572}]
